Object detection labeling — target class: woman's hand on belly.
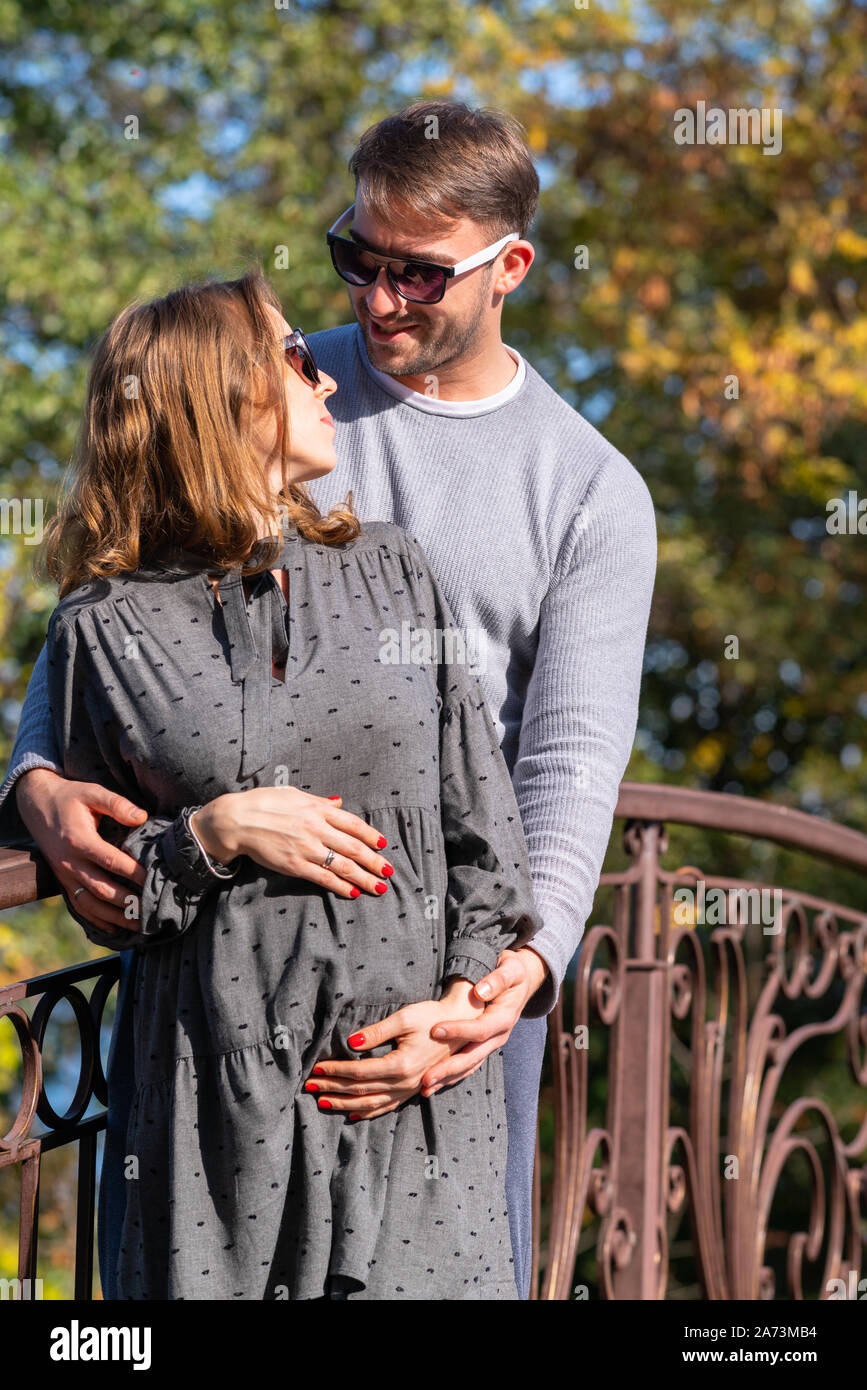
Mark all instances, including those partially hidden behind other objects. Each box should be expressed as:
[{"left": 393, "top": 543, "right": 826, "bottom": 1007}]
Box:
[
  {"left": 191, "top": 786, "right": 393, "bottom": 898},
  {"left": 301, "top": 980, "right": 488, "bottom": 1120}
]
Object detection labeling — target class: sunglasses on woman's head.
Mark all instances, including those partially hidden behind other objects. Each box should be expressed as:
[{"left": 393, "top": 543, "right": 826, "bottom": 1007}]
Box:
[
  {"left": 326, "top": 204, "right": 520, "bottom": 305},
  {"left": 282, "top": 329, "right": 320, "bottom": 385}
]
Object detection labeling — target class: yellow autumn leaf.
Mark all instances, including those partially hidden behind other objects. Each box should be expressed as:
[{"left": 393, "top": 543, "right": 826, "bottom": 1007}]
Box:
[
  {"left": 826, "top": 368, "right": 865, "bottom": 397},
  {"left": 693, "top": 737, "right": 725, "bottom": 773},
  {"left": 835, "top": 227, "right": 867, "bottom": 259},
  {"left": 789, "top": 258, "right": 817, "bottom": 295},
  {"left": 762, "top": 423, "right": 789, "bottom": 456}
]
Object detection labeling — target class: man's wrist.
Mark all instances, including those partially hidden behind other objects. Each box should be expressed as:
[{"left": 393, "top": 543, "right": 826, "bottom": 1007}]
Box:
[
  {"left": 15, "top": 764, "right": 64, "bottom": 803},
  {"left": 14, "top": 765, "right": 66, "bottom": 838},
  {"left": 518, "top": 945, "right": 550, "bottom": 997}
]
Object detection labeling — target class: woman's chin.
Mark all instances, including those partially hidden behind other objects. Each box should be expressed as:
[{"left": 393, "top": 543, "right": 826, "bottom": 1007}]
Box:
[{"left": 286, "top": 448, "right": 338, "bottom": 483}]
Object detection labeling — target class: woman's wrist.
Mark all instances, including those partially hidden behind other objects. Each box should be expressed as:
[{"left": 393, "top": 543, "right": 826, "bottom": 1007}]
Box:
[
  {"left": 440, "top": 976, "right": 483, "bottom": 1009},
  {"left": 190, "top": 795, "right": 240, "bottom": 863}
]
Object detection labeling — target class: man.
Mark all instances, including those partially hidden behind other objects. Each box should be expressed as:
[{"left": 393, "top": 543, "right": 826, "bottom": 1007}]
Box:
[{"left": 0, "top": 100, "right": 656, "bottom": 1300}]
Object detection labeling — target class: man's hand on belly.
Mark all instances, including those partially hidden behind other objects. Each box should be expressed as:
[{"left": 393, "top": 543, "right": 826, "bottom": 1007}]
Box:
[
  {"left": 301, "top": 979, "right": 488, "bottom": 1120},
  {"left": 419, "top": 947, "right": 549, "bottom": 1095},
  {"left": 304, "top": 949, "right": 550, "bottom": 1112}
]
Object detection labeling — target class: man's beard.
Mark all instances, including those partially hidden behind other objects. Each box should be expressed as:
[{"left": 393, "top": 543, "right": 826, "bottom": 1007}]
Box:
[{"left": 359, "top": 284, "right": 489, "bottom": 379}]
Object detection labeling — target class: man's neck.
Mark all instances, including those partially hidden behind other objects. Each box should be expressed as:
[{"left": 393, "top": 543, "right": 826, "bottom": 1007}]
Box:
[{"left": 390, "top": 339, "right": 518, "bottom": 402}]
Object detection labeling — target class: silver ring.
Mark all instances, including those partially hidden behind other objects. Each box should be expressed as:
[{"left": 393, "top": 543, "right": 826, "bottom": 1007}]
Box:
[
  {"left": 322, "top": 848, "right": 335, "bottom": 870},
  {"left": 73, "top": 887, "right": 85, "bottom": 899}
]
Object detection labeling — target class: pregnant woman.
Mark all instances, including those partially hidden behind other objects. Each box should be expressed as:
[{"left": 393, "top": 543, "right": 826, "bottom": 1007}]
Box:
[{"left": 40, "top": 265, "right": 542, "bottom": 1299}]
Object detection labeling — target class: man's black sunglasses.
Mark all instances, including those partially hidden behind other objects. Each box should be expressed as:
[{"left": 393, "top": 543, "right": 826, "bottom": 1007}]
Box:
[{"left": 326, "top": 203, "right": 519, "bottom": 305}]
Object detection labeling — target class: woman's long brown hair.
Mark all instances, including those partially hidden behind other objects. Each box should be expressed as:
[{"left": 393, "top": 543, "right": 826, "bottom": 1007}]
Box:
[{"left": 44, "top": 264, "right": 360, "bottom": 597}]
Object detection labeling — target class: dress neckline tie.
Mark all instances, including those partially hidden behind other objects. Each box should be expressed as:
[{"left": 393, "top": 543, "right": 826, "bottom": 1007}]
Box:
[{"left": 147, "top": 525, "right": 299, "bottom": 780}]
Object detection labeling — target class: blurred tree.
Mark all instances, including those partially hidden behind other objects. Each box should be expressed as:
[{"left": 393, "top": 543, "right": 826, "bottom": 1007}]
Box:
[
  {"left": 2, "top": 0, "right": 864, "bottom": 839},
  {"left": 513, "top": 0, "right": 867, "bottom": 822}
]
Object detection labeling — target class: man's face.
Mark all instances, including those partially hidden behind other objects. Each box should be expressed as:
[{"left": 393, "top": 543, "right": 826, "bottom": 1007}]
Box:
[{"left": 344, "top": 199, "right": 501, "bottom": 378}]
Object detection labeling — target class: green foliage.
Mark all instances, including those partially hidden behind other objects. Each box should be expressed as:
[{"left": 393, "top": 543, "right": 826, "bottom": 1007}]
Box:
[{"left": 2, "top": 0, "right": 865, "bottom": 819}]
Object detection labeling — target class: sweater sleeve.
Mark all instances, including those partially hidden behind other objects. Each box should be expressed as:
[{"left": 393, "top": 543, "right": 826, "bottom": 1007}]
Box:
[
  {"left": 510, "top": 452, "right": 657, "bottom": 1015},
  {"left": 0, "top": 642, "right": 64, "bottom": 845},
  {"left": 44, "top": 609, "right": 236, "bottom": 952},
  {"left": 401, "top": 534, "right": 544, "bottom": 988}
]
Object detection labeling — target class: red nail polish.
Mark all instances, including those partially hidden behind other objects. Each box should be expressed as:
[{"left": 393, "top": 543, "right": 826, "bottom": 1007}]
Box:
[
  {"left": 349, "top": 1113, "right": 362, "bottom": 1121},
  {"left": 381, "top": 863, "right": 394, "bottom": 877},
  {"left": 328, "top": 796, "right": 341, "bottom": 802},
  {"left": 349, "top": 886, "right": 361, "bottom": 898},
  {"left": 374, "top": 882, "right": 388, "bottom": 894},
  {"left": 312, "top": 1066, "right": 325, "bottom": 1076},
  {"left": 318, "top": 1098, "right": 332, "bottom": 1110},
  {"left": 376, "top": 835, "right": 387, "bottom": 848},
  {"left": 304, "top": 1082, "right": 319, "bottom": 1092},
  {"left": 347, "top": 1032, "right": 365, "bottom": 1049}
]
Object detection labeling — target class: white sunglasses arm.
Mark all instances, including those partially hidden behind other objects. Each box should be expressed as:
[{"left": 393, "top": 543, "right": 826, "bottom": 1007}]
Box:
[
  {"left": 449, "top": 233, "right": 520, "bottom": 275},
  {"left": 327, "top": 204, "right": 356, "bottom": 236}
]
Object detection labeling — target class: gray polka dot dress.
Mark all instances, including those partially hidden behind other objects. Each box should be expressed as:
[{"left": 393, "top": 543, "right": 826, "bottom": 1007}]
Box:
[{"left": 45, "top": 519, "right": 543, "bottom": 1300}]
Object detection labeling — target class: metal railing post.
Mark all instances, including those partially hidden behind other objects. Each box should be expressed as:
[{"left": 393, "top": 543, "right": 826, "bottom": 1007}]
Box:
[{"left": 611, "top": 820, "right": 668, "bottom": 1298}]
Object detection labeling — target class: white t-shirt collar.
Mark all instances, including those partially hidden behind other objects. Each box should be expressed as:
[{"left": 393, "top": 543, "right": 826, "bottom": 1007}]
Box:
[{"left": 354, "top": 323, "right": 526, "bottom": 416}]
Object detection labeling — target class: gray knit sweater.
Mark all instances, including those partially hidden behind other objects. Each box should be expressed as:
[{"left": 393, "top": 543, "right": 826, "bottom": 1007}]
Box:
[{"left": 0, "top": 323, "right": 656, "bottom": 1017}]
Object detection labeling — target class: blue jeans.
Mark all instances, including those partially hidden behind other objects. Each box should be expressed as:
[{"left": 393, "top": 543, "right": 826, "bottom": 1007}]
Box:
[
  {"left": 502, "top": 1014, "right": 548, "bottom": 1299},
  {"left": 97, "top": 954, "right": 549, "bottom": 1302}
]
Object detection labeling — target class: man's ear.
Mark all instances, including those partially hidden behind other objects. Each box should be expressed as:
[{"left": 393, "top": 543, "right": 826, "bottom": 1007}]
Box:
[{"left": 494, "top": 241, "right": 535, "bottom": 295}]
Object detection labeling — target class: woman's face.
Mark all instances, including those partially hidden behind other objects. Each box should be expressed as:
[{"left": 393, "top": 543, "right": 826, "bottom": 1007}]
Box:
[{"left": 248, "top": 304, "right": 338, "bottom": 494}]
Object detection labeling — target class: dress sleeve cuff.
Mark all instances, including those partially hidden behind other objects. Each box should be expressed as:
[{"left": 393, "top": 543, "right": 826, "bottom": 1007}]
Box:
[
  {"left": 160, "top": 808, "right": 240, "bottom": 892},
  {"left": 442, "top": 937, "right": 503, "bottom": 986}
]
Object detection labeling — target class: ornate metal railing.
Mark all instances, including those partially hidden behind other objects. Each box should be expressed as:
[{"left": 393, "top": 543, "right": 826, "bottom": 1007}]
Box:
[
  {"left": 531, "top": 784, "right": 867, "bottom": 1301},
  {"left": 2, "top": 784, "right": 866, "bottom": 1300},
  {"left": 0, "top": 850, "right": 121, "bottom": 1299}
]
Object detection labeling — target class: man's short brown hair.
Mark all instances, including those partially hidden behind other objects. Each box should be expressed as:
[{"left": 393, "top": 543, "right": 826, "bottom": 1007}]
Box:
[{"left": 348, "top": 100, "right": 539, "bottom": 242}]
